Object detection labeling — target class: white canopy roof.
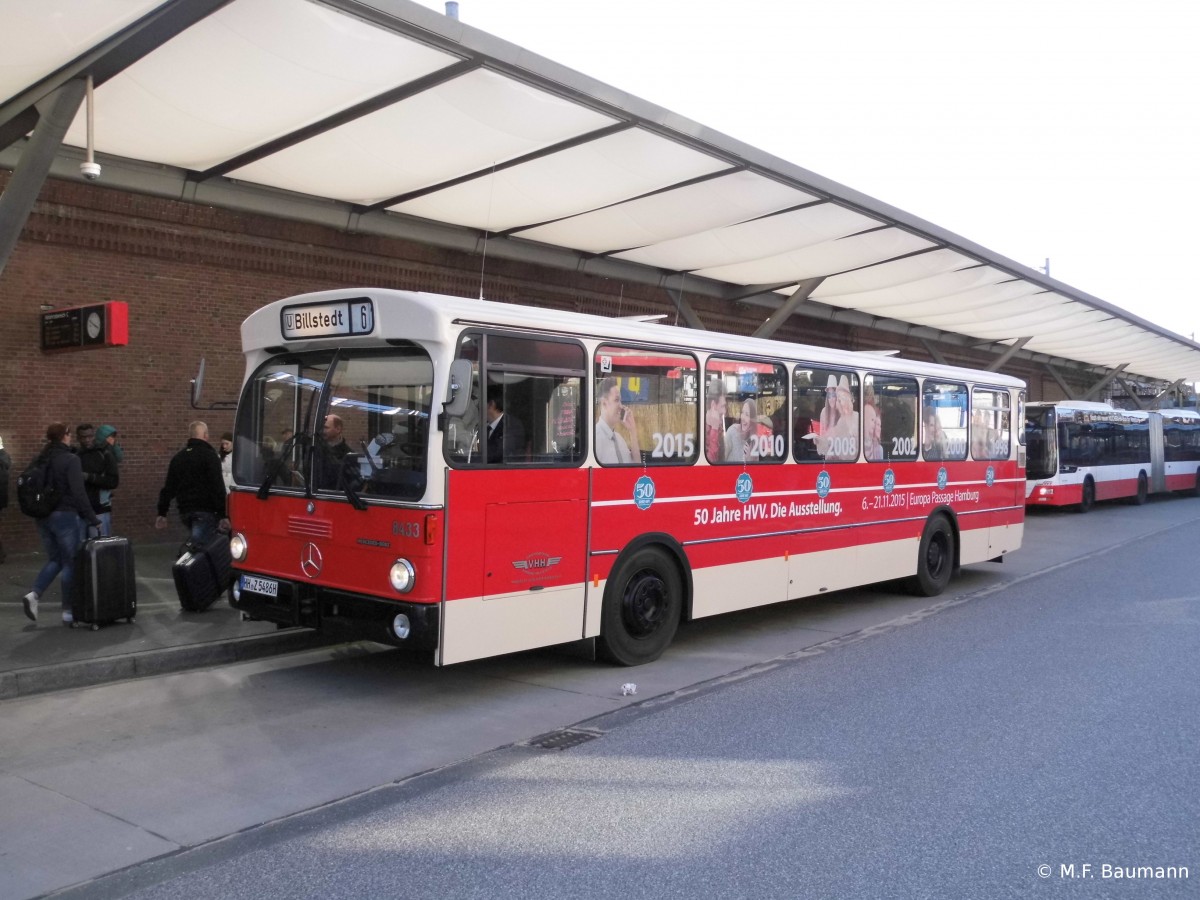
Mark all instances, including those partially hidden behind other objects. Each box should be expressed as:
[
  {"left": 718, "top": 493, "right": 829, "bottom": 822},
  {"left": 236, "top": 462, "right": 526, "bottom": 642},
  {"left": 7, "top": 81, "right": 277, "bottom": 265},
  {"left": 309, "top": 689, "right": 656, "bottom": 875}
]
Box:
[{"left": 4, "top": 0, "right": 1199, "bottom": 384}]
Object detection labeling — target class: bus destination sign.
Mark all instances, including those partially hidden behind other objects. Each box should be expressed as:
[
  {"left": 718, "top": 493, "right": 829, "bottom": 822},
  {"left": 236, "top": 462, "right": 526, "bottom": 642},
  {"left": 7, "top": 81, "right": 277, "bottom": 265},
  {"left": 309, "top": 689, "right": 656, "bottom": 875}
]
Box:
[{"left": 281, "top": 299, "right": 374, "bottom": 340}]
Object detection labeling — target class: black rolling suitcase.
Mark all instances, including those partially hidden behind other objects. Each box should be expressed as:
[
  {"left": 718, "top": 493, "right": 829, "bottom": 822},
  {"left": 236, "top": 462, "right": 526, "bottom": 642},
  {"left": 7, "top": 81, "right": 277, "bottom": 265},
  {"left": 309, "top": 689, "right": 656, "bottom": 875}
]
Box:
[
  {"left": 73, "top": 536, "right": 137, "bottom": 630},
  {"left": 173, "top": 532, "right": 233, "bottom": 612}
]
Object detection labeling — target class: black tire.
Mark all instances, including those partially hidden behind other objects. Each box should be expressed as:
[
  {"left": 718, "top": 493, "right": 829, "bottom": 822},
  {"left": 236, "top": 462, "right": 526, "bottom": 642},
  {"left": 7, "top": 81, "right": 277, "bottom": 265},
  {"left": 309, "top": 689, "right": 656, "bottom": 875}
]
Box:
[
  {"left": 1077, "top": 477, "right": 1095, "bottom": 513},
  {"left": 597, "top": 547, "right": 682, "bottom": 666},
  {"left": 1131, "top": 472, "right": 1148, "bottom": 505},
  {"left": 905, "top": 515, "right": 955, "bottom": 597},
  {"left": 1191, "top": 470, "right": 1200, "bottom": 499}
]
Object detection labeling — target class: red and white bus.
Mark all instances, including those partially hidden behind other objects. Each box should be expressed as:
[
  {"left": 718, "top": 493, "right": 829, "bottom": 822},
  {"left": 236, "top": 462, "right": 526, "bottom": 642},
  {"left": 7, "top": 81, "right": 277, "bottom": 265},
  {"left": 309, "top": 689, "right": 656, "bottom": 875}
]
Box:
[
  {"left": 227, "top": 289, "right": 1026, "bottom": 666},
  {"left": 1025, "top": 401, "right": 1200, "bottom": 511}
]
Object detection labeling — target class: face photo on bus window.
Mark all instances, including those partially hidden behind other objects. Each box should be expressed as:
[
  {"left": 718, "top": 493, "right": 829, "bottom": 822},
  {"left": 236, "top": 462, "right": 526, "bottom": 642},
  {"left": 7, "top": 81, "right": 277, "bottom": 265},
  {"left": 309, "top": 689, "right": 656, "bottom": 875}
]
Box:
[
  {"left": 706, "top": 358, "right": 787, "bottom": 464},
  {"left": 863, "top": 373, "right": 919, "bottom": 463},
  {"left": 971, "top": 388, "right": 1011, "bottom": 460},
  {"left": 594, "top": 346, "right": 698, "bottom": 466},
  {"left": 792, "top": 368, "right": 860, "bottom": 462},
  {"left": 921, "top": 382, "right": 969, "bottom": 461}
]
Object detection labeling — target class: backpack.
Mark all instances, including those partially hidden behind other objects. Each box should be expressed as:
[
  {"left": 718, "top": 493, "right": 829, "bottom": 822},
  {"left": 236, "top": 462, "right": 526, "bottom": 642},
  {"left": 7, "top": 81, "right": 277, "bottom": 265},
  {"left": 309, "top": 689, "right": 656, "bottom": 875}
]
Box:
[{"left": 17, "top": 453, "right": 61, "bottom": 519}]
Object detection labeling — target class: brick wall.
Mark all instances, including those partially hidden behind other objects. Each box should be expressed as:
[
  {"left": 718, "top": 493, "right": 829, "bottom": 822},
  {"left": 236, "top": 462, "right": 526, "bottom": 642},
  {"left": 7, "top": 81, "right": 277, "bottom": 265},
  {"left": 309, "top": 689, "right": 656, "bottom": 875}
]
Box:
[{"left": 0, "top": 172, "right": 1062, "bottom": 555}]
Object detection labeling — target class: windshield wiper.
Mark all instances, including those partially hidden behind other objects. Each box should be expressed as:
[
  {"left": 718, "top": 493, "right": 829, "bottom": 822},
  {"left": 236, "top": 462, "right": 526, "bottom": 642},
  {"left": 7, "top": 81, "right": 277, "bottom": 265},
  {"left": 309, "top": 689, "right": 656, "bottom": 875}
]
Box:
[
  {"left": 340, "top": 452, "right": 368, "bottom": 511},
  {"left": 257, "top": 431, "right": 308, "bottom": 500}
]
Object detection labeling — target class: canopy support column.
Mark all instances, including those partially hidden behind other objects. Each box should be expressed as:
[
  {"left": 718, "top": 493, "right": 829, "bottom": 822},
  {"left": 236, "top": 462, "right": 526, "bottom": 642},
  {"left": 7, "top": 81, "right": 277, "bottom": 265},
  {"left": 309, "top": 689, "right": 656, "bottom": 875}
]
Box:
[
  {"left": 0, "top": 79, "right": 86, "bottom": 280},
  {"left": 986, "top": 336, "right": 1032, "bottom": 372},
  {"left": 665, "top": 282, "right": 706, "bottom": 330},
  {"left": 1043, "top": 363, "right": 1075, "bottom": 400},
  {"left": 919, "top": 338, "right": 948, "bottom": 366},
  {"left": 1081, "top": 365, "right": 1128, "bottom": 401},
  {"left": 752, "top": 277, "right": 824, "bottom": 340},
  {"left": 1115, "top": 377, "right": 1149, "bottom": 411}
]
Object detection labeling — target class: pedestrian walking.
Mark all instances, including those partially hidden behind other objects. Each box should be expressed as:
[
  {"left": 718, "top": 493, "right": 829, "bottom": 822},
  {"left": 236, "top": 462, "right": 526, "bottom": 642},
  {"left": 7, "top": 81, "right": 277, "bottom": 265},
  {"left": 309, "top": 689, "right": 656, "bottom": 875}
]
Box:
[
  {"left": 155, "top": 421, "right": 229, "bottom": 544},
  {"left": 22, "top": 423, "right": 102, "bottom": 625}
]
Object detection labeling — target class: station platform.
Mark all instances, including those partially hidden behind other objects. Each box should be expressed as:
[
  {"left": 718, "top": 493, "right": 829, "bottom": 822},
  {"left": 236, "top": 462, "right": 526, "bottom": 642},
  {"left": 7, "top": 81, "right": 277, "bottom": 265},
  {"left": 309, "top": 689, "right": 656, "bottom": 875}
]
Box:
[{"left": 1, "top": 541, "right": 333, "bottom": 700}]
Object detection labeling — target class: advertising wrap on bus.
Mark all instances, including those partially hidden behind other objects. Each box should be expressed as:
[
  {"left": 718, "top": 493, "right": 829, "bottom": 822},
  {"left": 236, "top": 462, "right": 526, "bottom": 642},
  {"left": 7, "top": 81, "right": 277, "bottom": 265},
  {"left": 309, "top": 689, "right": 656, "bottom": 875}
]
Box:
[{"left": 227, "top": 288, "right": 1029, "bottom": 668}]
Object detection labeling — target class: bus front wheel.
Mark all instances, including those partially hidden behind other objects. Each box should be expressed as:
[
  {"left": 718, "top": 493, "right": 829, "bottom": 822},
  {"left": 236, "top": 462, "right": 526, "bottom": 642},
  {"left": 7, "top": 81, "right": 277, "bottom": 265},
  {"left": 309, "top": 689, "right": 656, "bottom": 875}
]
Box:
[
  {"left": 905, "top": 515, "right": 955, "bottom": 597},
  {"left": 1077, "top": 477, "right": 1095, "bottom": 513},
  {"left": 598, "top": 547, "right": 682, "bottom": 666}
]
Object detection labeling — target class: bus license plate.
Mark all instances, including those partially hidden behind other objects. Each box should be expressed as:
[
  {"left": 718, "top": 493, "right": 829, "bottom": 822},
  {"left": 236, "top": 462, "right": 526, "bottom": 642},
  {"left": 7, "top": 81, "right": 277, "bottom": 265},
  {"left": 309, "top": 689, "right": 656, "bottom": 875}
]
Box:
[{"left": 241, "top": 575, "right": 279, "bottom": 598}]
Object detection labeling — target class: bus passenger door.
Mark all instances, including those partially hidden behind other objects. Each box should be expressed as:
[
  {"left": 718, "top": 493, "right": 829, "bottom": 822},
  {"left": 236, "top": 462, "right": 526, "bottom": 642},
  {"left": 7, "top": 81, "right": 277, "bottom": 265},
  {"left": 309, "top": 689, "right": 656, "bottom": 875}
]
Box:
[{"left": 441, "top": 469, "right": 589, "bottom": 665}]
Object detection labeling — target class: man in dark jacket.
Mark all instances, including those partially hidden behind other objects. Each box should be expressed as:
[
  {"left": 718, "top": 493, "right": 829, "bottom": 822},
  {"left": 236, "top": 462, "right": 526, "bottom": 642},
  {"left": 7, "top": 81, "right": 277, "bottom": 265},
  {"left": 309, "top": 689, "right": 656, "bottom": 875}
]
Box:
[
  {"left": 77, "top": 423, "right": 120, "bottom": 538},
  {"left": 154, "top": 421, "right": 229, "bottom": 545},
  {"left": 23, "top": 423, "right": 103, "bottom": 624}
]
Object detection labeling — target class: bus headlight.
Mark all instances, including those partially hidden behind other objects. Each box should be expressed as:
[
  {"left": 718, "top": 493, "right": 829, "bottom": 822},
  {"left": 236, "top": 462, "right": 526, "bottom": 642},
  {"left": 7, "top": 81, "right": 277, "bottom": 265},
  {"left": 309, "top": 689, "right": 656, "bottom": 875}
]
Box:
[
  {"left": 230, "top": 533, "right": 248, "bottom": 561},
  {"left": 389, "top": 558, "right": 415, "bottom": 593}
]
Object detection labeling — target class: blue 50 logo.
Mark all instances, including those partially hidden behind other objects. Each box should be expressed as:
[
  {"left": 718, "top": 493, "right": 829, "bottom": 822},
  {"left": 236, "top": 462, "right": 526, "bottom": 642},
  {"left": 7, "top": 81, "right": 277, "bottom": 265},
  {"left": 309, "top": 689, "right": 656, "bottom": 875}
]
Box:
[
  {"left": 634, "top": 475, "right": 656, "bottom": 510},
  {"left": 816, "top": 470, "right": 832, "bottom": 499},
  {"left": 735, "top": 473, "right": 753, "bottom": 503}
]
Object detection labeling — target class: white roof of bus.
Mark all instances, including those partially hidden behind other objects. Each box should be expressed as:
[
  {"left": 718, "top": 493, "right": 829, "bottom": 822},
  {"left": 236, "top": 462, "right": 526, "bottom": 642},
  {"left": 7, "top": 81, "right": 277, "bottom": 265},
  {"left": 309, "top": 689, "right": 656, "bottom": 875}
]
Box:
[
  {"left": 244, "top": 287, "right": 1025, "bottom": 388},
  {"left": 1029, "top": 401, "right": 1200, "bottom": 420}
]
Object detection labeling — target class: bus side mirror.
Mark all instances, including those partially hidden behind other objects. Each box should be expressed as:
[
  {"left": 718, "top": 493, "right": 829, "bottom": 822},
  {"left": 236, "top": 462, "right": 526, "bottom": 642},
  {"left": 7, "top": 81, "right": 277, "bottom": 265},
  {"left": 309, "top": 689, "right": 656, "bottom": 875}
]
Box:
[{"left": 442, "top": 359, "right": 473, "bottom": 419}]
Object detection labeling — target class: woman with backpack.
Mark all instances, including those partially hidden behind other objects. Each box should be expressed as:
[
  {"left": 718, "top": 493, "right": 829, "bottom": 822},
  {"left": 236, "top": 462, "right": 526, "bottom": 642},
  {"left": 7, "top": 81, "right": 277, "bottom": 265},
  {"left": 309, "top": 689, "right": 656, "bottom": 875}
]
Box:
[{"left": 21, "top": 423, "right": 101, "bottom": 625}]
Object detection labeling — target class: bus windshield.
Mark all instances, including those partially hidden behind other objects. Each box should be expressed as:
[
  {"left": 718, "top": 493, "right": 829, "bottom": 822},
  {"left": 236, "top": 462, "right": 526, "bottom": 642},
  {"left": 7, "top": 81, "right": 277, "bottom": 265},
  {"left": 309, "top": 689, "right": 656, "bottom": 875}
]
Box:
[
  {"left": 234, "top": 345, "right": 434, "bottom": 502},
  {"left": 1025, "top": 406, "right": 1057, "bottom": 479}
]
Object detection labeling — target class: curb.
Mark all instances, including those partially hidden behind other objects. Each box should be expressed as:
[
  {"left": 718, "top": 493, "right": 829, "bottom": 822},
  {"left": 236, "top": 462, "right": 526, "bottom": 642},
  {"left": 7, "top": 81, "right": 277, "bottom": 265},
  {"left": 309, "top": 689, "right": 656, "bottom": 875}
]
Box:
[{"left": 0, "top": 629, "right": 338, "bottom": 700}]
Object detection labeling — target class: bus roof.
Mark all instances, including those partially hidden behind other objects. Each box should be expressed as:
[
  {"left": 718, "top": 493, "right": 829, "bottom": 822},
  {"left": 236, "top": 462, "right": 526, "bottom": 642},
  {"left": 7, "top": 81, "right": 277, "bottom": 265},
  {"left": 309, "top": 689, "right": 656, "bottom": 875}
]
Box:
[{"left": 243, "top": 288, "right": 1026, "bottom": 388}]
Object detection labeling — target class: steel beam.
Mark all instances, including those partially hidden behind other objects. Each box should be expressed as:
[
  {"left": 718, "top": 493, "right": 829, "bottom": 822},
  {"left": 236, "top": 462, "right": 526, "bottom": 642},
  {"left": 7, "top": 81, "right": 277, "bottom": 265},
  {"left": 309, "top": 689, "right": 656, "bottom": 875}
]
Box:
[{"left": 0, "top": 80, "right": 87, "bottom": 279}]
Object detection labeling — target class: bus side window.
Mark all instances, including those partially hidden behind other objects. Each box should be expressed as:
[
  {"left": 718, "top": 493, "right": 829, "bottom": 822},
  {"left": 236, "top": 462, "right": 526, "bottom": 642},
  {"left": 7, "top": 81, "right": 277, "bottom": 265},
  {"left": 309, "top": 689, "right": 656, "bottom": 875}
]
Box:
[
  {"left": 792, "top": 366, "right": 859, "bottom": 463},
  {"left": 706, "top": 357, "right": 788, "bottom": 464},
  {"left": 594, "top": 346, "right": 698, "bottom": 466},
  {"left": 972, "top": 387, "right": 1011, "bottom": 460},
  {"left": 921, "top": 381, "right": 968, "bottom": 461},
  {"left": 478, "top": 333, "right": 587, "bottom": 468},
  {"left": 864, "top": 373, "right": 918, "bottom": 463}
]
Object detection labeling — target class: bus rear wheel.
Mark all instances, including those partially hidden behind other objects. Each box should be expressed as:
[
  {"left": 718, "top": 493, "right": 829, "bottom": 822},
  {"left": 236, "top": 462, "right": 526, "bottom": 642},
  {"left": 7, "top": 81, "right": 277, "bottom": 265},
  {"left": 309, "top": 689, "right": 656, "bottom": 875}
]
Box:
[
  {"left": 1130, "top": 471, "right": 1148, "bottom": 505},
  {"left": 598, "top": 547, "right": 682, "bottom": 666},
  {"left": 1077, "top": 477, "right": 1095, "bottom": 513},
  {"left": 905, "top": 515, "right": 955, "bottom": 597}
]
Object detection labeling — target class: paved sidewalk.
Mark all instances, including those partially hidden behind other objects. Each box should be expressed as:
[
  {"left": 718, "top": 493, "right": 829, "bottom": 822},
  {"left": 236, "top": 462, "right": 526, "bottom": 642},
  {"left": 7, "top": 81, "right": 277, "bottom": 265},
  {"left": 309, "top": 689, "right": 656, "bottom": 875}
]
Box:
[{"left": 1, "top": 541, "right": 333, "bottom": 700}]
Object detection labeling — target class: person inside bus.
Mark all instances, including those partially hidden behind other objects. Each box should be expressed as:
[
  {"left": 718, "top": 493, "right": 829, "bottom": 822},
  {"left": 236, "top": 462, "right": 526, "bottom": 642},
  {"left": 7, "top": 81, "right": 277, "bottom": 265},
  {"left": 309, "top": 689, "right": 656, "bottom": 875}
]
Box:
[
  {"left": 704, "top": 379, "right": 727, "bottom": 462},
  {"left": 595, "top": 376, "right": 641, "bottom": 464},
  {"left": 315, "top": 413, "right": 350, "bottom": 488},
  {"left": 725, "top": 397, "right": 761, "bottom": 463},
  {"left": 486, "top": 385, "right": 525, "bottom": 463},
  {"left": 863, "top": 402, "right": 885, "bottom": 461}
]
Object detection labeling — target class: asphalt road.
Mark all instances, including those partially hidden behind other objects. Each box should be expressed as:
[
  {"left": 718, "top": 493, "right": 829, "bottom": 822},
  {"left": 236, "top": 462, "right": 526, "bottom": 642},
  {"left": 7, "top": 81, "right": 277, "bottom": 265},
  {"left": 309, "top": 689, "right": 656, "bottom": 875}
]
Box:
[{"left": 9, "top": 497, "right": 1200, "bottom": 899}]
